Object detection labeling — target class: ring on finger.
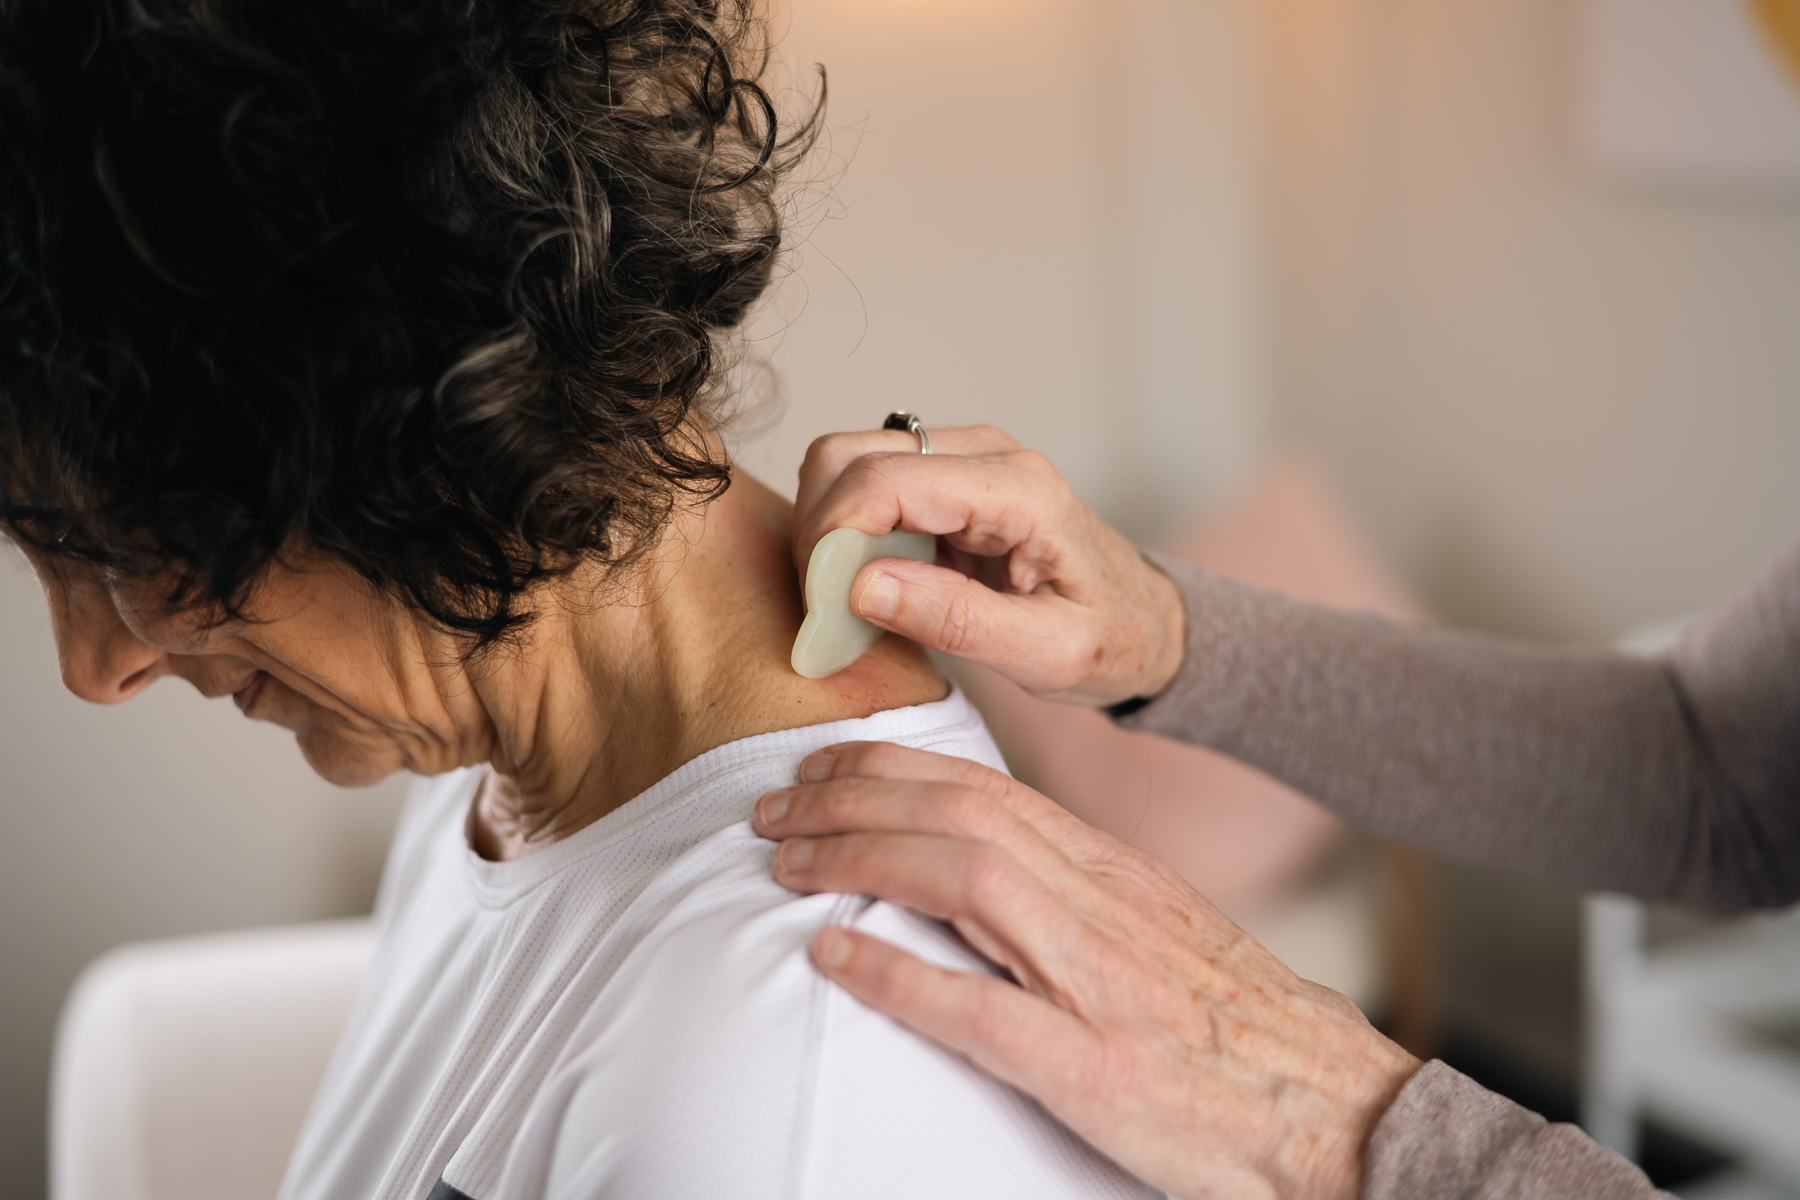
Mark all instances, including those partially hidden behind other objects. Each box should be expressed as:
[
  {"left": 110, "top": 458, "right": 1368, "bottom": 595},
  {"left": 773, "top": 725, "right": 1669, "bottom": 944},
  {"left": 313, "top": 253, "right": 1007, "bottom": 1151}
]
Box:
[{"left": 882, "top": 412, "right": 932, "bottom": 456}]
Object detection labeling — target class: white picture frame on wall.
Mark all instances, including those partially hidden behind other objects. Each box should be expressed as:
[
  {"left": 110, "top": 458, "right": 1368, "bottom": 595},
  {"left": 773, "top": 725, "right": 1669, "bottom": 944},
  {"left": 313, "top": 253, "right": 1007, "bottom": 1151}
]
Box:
[{"left": 1578, "top": 0, "right": 1800, "bottom": 194}]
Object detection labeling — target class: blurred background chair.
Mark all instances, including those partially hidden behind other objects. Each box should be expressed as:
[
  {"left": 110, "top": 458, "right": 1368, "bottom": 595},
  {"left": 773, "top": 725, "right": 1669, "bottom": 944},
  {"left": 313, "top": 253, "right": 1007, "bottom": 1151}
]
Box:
[
  {"left": 51, "top": 921, "right": 371, "bottom": 1200},
  {"left": 1585, "top": 895, "right": 1800, "bottom": 1200}
]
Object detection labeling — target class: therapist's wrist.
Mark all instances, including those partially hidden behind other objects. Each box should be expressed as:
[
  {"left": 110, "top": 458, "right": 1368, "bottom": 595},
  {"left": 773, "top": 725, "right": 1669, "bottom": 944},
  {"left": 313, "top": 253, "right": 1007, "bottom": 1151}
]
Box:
[
  {"left": 1143, "top": 561, "right": 1186, "bottom": 698},
  {"left": 1343, "top": 1045, "right": 1427, "bottom": 1186},
  {"left": 1276, "top": 1033, "right": 1422, "bottom": 1200},
  {"left": 1104, "top": 558, "right": 1186, "bottom": 713}
]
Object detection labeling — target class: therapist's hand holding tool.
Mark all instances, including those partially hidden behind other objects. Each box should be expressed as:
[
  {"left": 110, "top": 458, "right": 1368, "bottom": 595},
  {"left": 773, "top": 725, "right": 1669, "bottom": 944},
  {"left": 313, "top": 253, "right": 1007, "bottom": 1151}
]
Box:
[
  {"left": 753, "top": 741, "right": 1422, "bottom": 1200},
  {"left": 779, "top": 420, "right": 1689, "bottom": 1198},
  {"left": 791, "top": 424, "right": 1186, "bottom": 708}
]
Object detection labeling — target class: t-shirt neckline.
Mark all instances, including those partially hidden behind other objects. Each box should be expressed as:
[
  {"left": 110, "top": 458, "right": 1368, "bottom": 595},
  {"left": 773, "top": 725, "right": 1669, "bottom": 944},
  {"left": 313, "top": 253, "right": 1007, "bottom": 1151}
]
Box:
[{"left": 459, "top": 687, "right": 975, "bottom": 906}]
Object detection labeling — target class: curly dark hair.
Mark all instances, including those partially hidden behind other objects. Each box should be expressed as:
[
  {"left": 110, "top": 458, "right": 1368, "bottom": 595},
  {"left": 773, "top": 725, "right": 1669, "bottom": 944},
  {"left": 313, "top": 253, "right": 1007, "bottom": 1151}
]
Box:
[{"left": 0, "top": 0, "right": 815, "bottom": 648}]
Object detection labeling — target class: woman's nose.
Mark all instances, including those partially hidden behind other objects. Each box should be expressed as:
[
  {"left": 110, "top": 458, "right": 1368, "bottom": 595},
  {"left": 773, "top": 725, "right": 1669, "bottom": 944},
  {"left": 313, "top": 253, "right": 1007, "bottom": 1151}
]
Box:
[{"left": 41, "top": 569, "right": 169, "bottom": 704}]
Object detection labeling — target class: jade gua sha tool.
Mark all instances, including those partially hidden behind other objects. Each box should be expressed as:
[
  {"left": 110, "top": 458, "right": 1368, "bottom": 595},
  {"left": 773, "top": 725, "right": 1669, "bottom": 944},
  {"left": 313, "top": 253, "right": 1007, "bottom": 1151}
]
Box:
[
  {"left": 790, "top": 527, "right": 936, "bottom": 679},
  {"left": 791, "top": 412, "right": 938, "bottom": 679}
]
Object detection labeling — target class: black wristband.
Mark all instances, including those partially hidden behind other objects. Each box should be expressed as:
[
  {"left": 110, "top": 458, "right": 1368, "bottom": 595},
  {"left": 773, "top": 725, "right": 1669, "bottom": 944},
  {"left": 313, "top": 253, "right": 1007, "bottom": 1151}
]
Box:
[{"left": 1102, "top": 694, "right": 1153, "bottom": 720}]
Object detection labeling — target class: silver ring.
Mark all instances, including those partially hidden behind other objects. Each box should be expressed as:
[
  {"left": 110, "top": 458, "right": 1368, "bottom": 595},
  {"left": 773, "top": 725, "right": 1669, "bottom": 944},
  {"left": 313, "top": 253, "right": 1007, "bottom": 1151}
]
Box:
[{"left": 882, "top": 411, "right": 931, "bottom": 455}]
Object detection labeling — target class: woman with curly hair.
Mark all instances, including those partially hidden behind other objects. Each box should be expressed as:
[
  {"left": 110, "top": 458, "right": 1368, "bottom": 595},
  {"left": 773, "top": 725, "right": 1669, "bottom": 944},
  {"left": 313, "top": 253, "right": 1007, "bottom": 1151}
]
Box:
[{"left": 0, "top": 1, "right": 1156, "bottom": 1196}]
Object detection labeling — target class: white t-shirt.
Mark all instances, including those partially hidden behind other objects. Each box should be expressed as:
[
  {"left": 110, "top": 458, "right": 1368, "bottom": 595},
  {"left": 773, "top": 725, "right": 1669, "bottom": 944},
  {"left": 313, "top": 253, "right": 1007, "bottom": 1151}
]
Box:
[{"left": 279, "top": 689, "right": 1154, "bottom": 1200}]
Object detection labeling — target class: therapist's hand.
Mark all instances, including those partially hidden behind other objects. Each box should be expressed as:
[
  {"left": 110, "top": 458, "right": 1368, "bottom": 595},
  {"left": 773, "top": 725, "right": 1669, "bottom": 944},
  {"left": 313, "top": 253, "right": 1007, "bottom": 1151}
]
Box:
[
  {"left": 793, "top": 425, "right": 1184, "bottom": 707},
  {"left": 755, "top": 742, "right": 1422, "bottom": 1200}
]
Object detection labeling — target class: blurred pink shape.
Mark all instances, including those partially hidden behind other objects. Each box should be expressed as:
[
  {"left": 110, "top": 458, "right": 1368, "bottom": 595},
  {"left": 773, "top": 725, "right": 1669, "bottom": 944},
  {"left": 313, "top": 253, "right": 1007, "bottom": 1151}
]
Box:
[{"left": 955, "top": 459, "right": 1422, "bottom": 910}]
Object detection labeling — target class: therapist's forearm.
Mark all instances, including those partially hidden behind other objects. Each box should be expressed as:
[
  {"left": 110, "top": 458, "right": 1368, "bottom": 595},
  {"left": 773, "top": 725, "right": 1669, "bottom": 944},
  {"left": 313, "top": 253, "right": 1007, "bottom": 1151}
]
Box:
[
  {"left": 1118, "top": 543, "right": 1800, "bottom": 912},
  {"left": 1364, "top": 1061, "right": 1668, "bottom": 1199}
]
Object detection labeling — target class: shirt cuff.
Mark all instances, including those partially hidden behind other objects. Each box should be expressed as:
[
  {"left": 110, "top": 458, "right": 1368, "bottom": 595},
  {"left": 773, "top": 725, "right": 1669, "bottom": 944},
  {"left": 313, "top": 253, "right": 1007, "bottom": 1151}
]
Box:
[{"left": 1362, "top": 1060, "right": 1667, "bottom": 1200}]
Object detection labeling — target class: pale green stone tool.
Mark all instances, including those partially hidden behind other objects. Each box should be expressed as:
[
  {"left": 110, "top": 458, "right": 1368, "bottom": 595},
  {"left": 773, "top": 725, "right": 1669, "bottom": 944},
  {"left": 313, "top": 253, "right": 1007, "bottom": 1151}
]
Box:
[{"left": 790, "top": 527, "right": 936, "bottom": 679}]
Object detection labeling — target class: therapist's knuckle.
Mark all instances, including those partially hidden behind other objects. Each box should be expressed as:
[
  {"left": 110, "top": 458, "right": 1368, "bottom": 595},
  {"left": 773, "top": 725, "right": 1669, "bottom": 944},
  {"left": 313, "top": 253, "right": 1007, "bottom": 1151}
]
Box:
[
  {"left": 958, "top": 757, "right": 1016, "bottom": 798},
  {"left": 849, "top": 448, "right": 911, "bottom": 480},
  {"left": 842, "top": 777, "right": 910, "bottom": 823},
  {"left": 807, "top": 781, "right": 863, "bottom": 825},
  {"left": 959, "top": 845, "right": 1021, "bottom": 908},
  {"left": 803, "top": 833, "right": 861, "bottom": 880},
  {"left": 846, "top": 740, "right": 910, "bottom": 779},
  {"left": 819, "top": 740, "right": 877, "bottom": 775},
  {"left": 818, "top": 452, "right": 870, "bottom": 498},
  {"left": 963, "top": 424, "right": 1020, "bottom": 452},
  {"left": 804, "top": 429, "right": 864, "bottom": 463},
  {"left": 932, "top": 588, "right": 988, "bottom": 656},
  {"left": 830, "top": 456, "right": 905, "bottom": 513},
  {"left": 963, "top": 981, "right": 1018, "bottom": 1046},
  {"left": 1026, "top": 645, "right": 1086, "bottom": 697},
  {"left": 941, "top": 786, "right": 1004, "bottom": 839},
  {"left": 1000, "top": 448, "right": 1063, "bottom": 494},
  {"left": 799, "top": 434, "right": 851, "bottom": 482}
]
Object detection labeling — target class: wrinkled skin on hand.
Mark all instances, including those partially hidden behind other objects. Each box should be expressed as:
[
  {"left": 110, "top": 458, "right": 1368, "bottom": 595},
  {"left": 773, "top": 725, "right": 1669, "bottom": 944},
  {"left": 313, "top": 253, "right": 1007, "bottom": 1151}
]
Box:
[
  {"left": 755, "top": 742, "right": 1422, "bottom": 1200},
  {"left": 792, "top": 425, "right": 1185, "bottom": 708}
]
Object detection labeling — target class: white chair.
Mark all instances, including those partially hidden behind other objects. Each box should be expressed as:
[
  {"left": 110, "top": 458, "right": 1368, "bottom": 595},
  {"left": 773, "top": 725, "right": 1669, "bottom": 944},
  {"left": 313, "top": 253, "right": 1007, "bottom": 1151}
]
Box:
[
  {"left": 51, "top": 920, "right": 372, "bottom": 1200},
  {"left": 1582, "top": 617, "right": 1800, "bottom": 1197},
  {"left": 1584, "top": 892, "right": 1800, "bottom": 1193}
]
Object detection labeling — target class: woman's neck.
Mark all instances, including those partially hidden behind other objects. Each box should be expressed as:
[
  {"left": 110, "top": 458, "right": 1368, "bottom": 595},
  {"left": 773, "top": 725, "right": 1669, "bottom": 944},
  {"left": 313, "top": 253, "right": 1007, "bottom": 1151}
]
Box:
[{"left": 467, "top": 472, "right": 946, "bottom": 861}]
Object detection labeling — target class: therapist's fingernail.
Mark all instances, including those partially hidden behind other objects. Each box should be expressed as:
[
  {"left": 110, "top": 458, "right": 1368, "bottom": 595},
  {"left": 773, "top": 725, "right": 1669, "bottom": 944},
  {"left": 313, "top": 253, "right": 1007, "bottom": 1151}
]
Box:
[
  {"left": 813, "top": 927, "right": 852, "bottom": 970},
  {"left": 757, "top": 790, "right": 792, "bottom": 825},
  {"left": 855, "top": 570, "right": 900, "bottom": 621},
  {"left": 799, "top": 751, "right": 836, "bottom": 783},
  {"left": 779, "top": 838, "right": 815, "bottom": 872}
]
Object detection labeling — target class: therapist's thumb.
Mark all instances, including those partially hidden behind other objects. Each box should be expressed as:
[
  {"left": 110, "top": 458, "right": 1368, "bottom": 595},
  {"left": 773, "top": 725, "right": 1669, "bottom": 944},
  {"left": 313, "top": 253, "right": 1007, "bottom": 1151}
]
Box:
[{"left": 852, "top": 557, "right": 1062, "bottom": 677}]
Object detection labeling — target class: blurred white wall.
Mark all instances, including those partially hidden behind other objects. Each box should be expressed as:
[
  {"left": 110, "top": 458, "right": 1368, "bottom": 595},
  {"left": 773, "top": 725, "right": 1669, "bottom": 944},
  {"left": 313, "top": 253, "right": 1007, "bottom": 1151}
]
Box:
[
  {"left": 1257, "top": 0, "right": 1800, "bottom": 1083},
  {"left": 1261, "top": 0, "right": 1800, "bottom": 645},
  {"left": 733, "top": 0, "right": 1268, "bottom": 533}
]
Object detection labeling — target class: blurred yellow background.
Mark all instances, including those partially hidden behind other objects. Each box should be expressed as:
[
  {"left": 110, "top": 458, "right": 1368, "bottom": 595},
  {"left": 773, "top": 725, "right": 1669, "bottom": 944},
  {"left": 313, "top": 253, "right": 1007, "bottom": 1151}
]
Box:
[{"left": 1754, "top": 0, "right": 1800, "bottom": 80}]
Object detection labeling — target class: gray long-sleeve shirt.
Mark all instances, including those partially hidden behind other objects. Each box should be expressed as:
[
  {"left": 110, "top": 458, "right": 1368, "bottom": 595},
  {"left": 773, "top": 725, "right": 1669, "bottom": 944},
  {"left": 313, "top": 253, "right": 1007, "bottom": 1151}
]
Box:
[{"left": 1116, "top": 540, "right": 1800, "bottom": 1198}]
